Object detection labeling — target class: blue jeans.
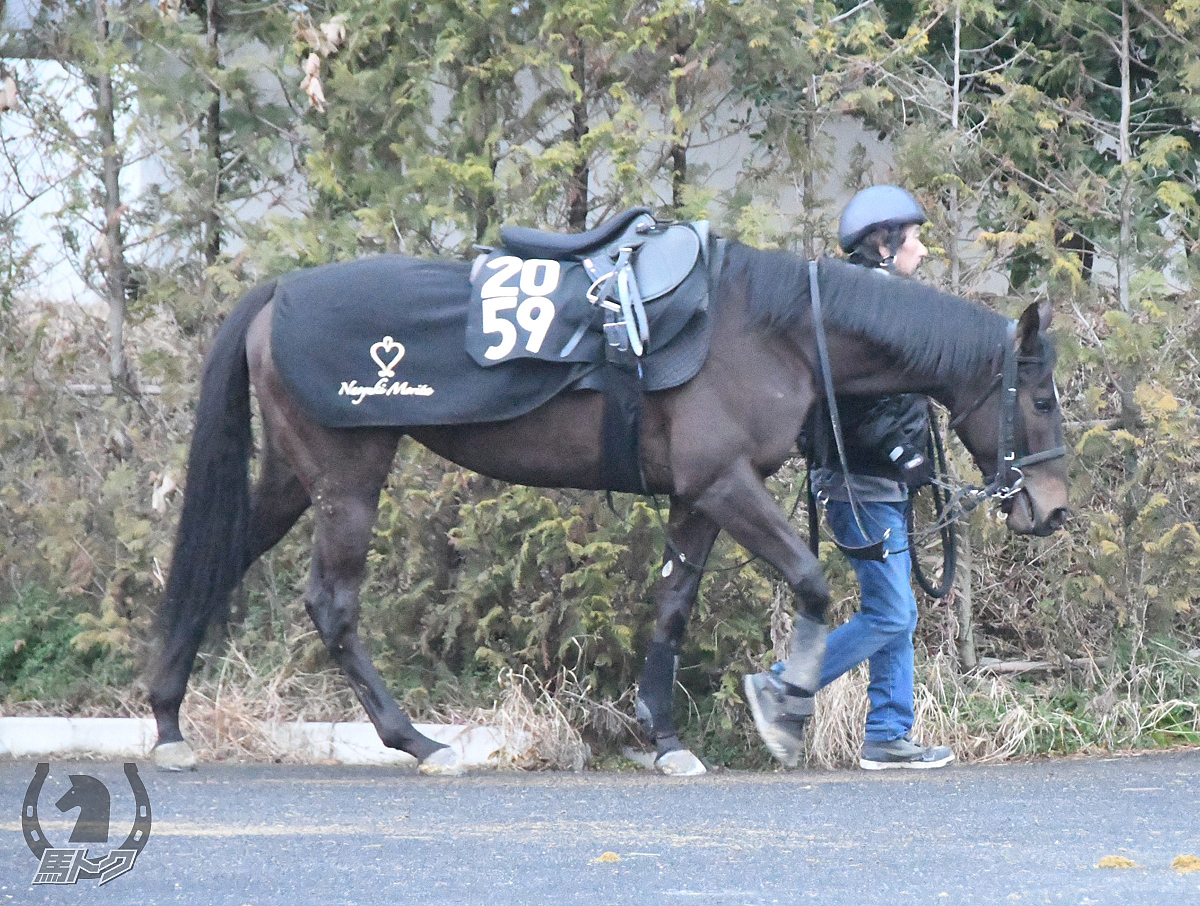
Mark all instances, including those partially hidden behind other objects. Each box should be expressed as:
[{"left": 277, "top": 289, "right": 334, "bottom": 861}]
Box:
[{"left": 816, "top": 499, "right": 917, "bottom": 743}]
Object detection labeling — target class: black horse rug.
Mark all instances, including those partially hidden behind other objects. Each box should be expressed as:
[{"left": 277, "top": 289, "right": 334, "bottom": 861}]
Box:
[{"left": 271, "top": 234, "right": 713, "bottom": 429}]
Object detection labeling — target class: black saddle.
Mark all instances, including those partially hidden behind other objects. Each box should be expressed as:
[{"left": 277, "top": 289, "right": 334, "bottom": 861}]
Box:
[{"left": 500, "top": 207, "right": 655, "bottom": 259}]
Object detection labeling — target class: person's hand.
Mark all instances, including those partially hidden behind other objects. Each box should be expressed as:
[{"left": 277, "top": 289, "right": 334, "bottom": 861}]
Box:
[{"left": 889, "top": 445, "right": 934, "bottom": 487}]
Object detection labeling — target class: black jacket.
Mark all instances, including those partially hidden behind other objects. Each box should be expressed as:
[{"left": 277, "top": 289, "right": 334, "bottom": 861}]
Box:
[{"left": 801, "top": 393, "right": 934, "bottom": 486}]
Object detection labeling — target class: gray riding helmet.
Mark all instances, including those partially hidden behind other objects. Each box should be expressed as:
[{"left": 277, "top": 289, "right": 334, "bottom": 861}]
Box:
[{"left": 838, "top": 185, "right": 927, "bottom": 253}]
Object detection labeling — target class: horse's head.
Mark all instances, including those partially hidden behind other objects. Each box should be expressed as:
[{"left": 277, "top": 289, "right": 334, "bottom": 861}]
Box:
[
  {"left": 55, "top": 773, "right": 112, "bottom": 844},
  {"left": 951, "top": 299, "right": 1070, "bottom": 536},
  {"left": 55, "top": 774, "right": 109, "bottom": 812}
]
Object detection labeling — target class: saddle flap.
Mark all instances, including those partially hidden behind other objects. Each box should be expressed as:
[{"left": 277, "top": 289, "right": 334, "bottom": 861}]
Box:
[
  {"left": 466, "top": 218, "right": 711, "bottom": 369},
  {"left": 632, "top": 224, "right": 702, "bottom": 302}
]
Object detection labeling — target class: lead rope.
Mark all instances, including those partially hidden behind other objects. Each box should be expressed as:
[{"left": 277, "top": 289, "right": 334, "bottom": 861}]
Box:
[
  {"left": 808, "top": 259, "right": 892, "bottom": 562},
  {"left": 909, "top": 404, "right": 958, "bottom": 599}
]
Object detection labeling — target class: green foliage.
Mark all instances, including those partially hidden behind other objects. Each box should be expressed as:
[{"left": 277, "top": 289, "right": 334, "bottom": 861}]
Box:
[
  {"left": 124, "top": 0, "right": 301, "bottom": 328},
  {"left": 288, "top": 0, "right": 736, "bottom": 254},
  {"left": 0, "top": 587, "right": 136, "bottom": 704}
]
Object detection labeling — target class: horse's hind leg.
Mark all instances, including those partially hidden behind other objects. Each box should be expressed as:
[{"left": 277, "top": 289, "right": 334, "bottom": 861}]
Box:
[
  {"left": 636, "top": 501, "right": 720, "bottom": 775},
  {"left": 302, "top": 432, "right": 456, "bottom": 773},
  {"left": 151, "top": 429, "right": 311, "bottom": 771},
  {"left": 244, "top": 432, "right": 311, "bottom": 569}
]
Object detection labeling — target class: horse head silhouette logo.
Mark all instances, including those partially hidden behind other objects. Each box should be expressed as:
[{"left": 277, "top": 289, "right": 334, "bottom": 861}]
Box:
[
  {"left": 22, "top": 763, "right": 152, "bottom": 886},
  {"left": 56, "top": 774, "right": 111, "bottom": 843}
]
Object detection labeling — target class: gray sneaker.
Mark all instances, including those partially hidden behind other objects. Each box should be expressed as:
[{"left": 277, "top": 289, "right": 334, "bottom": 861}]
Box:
[
  {"left": 743, "top": 672, "right": 815, "bottom": 768},
  {"left": 860, "top": 734, "right": 955, "bottom": 770}
]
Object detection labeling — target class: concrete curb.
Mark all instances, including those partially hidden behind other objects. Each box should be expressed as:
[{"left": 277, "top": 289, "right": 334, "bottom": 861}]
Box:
[{"left": 0, "top": 717, "right": 523, "bottom": 767}]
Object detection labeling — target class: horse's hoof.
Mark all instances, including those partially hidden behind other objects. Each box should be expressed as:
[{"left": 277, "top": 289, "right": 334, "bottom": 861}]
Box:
[
  {"left": 418, "top": 746, "right": 465, "bottom": 776},
  {"left": 153, "top": 741, "right": 197, "bottom": 772},
  {"left": 654, "top": 749, "right": 706, "bottom": 776}
]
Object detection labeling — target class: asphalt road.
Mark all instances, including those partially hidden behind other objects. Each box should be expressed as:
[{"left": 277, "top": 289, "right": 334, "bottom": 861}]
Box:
[{"left": 1, "top": 750, "right": 1197, "bottom": 906}]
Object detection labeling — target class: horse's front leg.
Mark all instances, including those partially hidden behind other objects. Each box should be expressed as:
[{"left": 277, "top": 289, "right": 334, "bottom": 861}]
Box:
[
  {"left": 635, "top": 501, "right": 721, "bottom": 776},
  {"left": 691, "top": 458, "right": 831, "bottom": 767}
]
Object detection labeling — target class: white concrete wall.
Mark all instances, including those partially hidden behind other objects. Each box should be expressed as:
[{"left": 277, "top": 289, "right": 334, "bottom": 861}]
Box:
[{"left": 1, "top": 59, "right": 128, "bottom": 310}]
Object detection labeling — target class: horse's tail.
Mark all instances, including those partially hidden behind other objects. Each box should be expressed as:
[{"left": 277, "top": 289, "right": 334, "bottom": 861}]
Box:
[{"left": 157, "top": 280, "right": 276, "bottom": 645}]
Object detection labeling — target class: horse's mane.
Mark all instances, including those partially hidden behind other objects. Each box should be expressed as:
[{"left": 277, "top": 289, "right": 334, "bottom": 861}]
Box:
[{"left": 729, "top": 241, "right": 1011, "bottom": 383}]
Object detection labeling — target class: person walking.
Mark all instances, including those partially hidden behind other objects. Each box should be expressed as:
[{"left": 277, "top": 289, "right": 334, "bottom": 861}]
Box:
[{"left": 744, "top": 185, "right": 955, "bottom": 771}]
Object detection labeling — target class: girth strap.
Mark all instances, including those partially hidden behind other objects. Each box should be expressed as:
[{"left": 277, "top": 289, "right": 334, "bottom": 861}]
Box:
[
  {"left": 601, "top": 351, "right": 648, "bottom": 494},
  {"left": 597, "top": 236, "right": 725, "bottom": 495}
]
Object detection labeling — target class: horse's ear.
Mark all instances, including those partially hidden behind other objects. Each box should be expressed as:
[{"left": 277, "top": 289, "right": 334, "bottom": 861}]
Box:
[
  {"left": 1015, "top": 300, "right": 1050, "bottom": 354},
  {"left": 1037, "top": 297, "right": 1053, "bottom": 330}
]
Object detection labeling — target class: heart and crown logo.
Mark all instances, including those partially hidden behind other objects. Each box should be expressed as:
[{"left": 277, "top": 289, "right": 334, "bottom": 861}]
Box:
[
  {"left": 338, "top": 335, "right": 432, "bottom": 405},
  {"left": 369, "top": 336, "right": 405, "bottom": 378}
]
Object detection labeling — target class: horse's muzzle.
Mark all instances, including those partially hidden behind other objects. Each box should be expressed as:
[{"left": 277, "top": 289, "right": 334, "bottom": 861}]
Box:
[
  {"left": 1031, "top": 505, "right": 1069, "bottom": 536},
  {"left": 1004, "top": 488, "right": 1069, "bottom": 536}
]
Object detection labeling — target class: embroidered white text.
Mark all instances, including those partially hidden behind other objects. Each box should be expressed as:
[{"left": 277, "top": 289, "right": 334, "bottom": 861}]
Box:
[{"left": 339, "top": 378, "right": 435, "bottom": 405}]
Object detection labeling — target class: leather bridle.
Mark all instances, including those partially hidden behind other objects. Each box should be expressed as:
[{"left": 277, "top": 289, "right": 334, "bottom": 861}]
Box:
[{"left": 946, "top": 329, "right": 1068, "bottom": 510}]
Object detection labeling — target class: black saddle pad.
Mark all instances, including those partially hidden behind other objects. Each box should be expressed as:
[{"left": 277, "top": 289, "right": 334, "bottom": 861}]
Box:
[{"left": 270, "top": 253, "right": 713, "bottom": 429}]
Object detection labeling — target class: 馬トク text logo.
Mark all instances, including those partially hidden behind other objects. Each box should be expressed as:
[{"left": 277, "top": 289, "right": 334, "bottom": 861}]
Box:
[{"left": 22, "top": 762, "right": 152, "bottom": 885}]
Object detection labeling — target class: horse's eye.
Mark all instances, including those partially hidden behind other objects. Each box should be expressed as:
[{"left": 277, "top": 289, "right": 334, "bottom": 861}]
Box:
[{"left": 1034, "top": 397, "right": 1056, "bottom": 413}]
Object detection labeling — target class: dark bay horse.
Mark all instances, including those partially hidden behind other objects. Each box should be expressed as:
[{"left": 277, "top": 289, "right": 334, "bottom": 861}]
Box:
[{"left": 150, "top": 241, "right": 1069, "bottom": 775}]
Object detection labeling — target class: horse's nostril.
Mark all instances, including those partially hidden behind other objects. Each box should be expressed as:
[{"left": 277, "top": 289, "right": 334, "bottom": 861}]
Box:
[{"left": 1047, "top": 507, "right": 1069, "bottom": 531}]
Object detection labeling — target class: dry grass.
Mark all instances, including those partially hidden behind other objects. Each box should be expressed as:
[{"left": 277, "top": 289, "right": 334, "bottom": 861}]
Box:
[
  {"left": 804, "top": 668, "right": 869, "bottom": 769},
  {"left": 170, "top": 649, "right": 620, "bottom": 769},
  {"left": 484, "top": 668, "right": 593, "bottom": 770},
  {"left": 804, "top": 646, "right": 1200, "bottom": 769},
  {"left": 6, "top": 635, "right": 1194, "bottom": 770},
  {"left": 177, "top": 640, "right": 361, "bottom": 762},
  {"left": 803, "top": 657, "right": 1063, "bottom": 769}
]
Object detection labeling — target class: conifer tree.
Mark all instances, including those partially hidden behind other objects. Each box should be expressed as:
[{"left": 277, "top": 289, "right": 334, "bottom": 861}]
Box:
[{"left": 128, "top": 0, "right": 298, "bottom": 325}]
